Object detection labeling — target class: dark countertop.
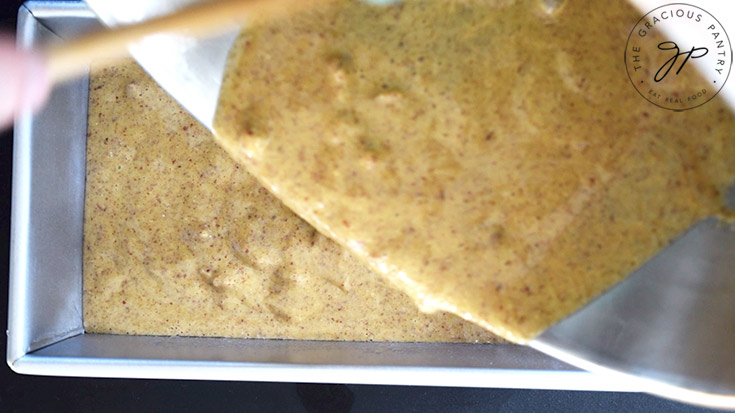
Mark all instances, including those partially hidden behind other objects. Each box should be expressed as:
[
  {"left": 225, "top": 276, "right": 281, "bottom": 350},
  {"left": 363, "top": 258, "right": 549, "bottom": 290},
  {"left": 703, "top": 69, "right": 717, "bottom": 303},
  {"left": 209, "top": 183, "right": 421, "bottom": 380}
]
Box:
[{"left": 0, "top": 1, "right": 721, "bottom": 412}]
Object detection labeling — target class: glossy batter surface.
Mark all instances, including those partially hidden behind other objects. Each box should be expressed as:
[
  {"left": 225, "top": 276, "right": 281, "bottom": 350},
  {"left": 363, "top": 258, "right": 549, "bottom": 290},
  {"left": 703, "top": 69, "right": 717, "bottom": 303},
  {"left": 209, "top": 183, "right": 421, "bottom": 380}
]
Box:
[
  {"left": 83, "top": 60, "right": 499, "bottom": 342},
  {"left": 214, "top": 0, "right": 735, "bottom": 342}
]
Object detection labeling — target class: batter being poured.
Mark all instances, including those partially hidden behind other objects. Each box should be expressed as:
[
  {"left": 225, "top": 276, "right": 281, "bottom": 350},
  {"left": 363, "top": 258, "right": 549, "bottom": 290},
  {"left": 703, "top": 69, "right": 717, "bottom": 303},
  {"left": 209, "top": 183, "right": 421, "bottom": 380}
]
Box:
[{"left": 213, "top": 0, "right": 735, "bottom": 342}]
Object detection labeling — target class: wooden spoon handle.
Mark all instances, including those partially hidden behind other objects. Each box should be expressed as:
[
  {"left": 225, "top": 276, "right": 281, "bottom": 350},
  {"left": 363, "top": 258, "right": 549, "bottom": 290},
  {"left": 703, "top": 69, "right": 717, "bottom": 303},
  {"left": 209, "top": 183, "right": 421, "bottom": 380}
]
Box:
[{"left": 44, "top": 0, "right": 329, "bottom": 84}]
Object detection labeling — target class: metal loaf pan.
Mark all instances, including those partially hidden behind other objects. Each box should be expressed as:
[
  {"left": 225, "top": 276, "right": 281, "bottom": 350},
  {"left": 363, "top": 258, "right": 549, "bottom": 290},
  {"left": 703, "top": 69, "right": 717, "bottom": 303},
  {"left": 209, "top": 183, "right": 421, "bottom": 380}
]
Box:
[{"left": 7, "top": 1, "right": 636, "bottom": 391}]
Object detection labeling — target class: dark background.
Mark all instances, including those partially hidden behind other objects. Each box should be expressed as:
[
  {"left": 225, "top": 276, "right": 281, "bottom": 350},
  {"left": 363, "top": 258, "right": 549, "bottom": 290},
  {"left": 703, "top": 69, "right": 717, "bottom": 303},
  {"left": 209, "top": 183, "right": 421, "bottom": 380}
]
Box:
[{"left": 0, "top": 1, "right": 722, "bottom": 412}]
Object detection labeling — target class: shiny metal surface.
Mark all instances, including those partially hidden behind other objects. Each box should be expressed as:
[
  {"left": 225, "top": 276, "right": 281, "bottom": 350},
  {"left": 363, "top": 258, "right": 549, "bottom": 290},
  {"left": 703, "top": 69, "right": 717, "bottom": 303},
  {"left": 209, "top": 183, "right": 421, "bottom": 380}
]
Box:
[
  {"left": 533, "top": 218, "right": 735, "bottom": 409},
  {"left": 8, "top": 2, "right": 630, "bottom": 392},
  {"left": 7, "top": 1, "right": 92, "bottom": 364},
  {"left": 534, "top": 1, "right": 735, "bottom": 408},
  {"left": 13, "top": 334, "right": 630, "bottom": 391},
  {"left": 85, "top": 0, "right": 735, "bottom": 407},
  {"left": 15, "top": 0, "right": 735, "bottom": 408}
]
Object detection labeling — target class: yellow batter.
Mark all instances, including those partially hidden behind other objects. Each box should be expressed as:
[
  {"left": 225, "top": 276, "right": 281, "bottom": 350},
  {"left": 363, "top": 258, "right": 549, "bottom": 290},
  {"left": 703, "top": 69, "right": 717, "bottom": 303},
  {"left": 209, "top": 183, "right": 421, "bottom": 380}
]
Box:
[
  {"left": 213, "top": 0, "right": 735, "bottom": 342},
  {"left": 83, "top": 60, "right": 499, "bottom": 342}
]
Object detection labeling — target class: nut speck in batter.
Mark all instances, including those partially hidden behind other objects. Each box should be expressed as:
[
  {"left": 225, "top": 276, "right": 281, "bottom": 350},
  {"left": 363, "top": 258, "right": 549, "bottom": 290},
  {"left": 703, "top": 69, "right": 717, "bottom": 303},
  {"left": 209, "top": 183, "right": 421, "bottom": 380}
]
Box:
[
  {"left": 83, "top": 60, "right": 499, "bottom": 342},
  {"left": 213, "top": 0, "right": 735, "bottom": 342}
]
